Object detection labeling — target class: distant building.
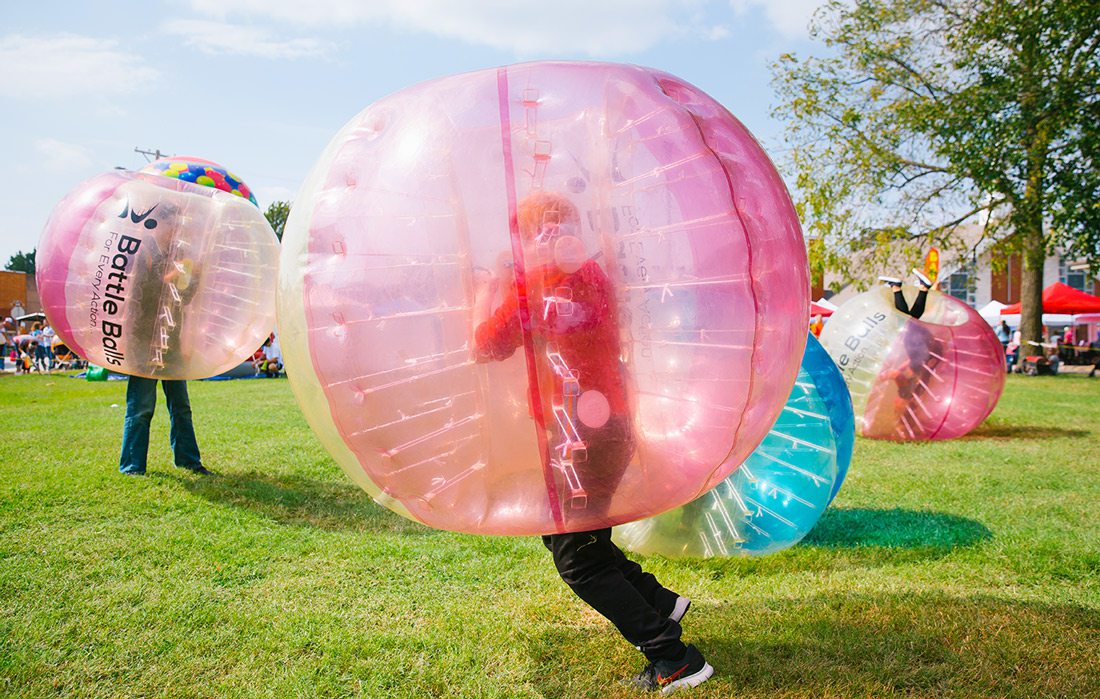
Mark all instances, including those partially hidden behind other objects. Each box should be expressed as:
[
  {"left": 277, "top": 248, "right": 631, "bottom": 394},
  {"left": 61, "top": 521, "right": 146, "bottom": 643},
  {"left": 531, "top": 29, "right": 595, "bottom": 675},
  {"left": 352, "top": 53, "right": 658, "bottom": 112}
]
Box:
[
  {"left": 0, "top": 270, "right": 40, "bottom": 328},
  {"left": 938, "top": 246, "right": 1100, "bottom": 309},
  {"left": 820, "top": 225, "right": 1099, "bottom": 311}
]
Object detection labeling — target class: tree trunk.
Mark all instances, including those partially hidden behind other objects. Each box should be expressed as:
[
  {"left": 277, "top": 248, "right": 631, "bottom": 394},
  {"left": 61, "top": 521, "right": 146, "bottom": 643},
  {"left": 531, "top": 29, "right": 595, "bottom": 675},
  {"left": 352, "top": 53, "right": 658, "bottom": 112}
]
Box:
[
  {"left": 1018, "top": 223, "right": 1045, "bottom": 349},
  {"left": 1017, "top": 138, "right": 1046, "bottom": 349},
  {"left": 1016, "top": 28, "right": 1049, "bottom": 353}
]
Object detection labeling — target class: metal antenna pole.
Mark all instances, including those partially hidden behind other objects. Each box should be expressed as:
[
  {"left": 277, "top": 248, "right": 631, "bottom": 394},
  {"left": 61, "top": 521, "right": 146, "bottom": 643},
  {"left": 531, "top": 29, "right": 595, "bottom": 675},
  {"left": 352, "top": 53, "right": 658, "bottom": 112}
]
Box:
[{"left": 134, "top": 147, "right": 167, "bottom": 162}]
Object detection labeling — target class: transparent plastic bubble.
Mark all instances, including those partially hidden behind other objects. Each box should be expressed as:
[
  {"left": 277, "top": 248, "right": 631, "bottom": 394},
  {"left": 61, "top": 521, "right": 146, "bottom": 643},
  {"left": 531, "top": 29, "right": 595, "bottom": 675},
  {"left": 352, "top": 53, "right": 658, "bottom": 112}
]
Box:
[
  {"left": 38, "top": 168, "right": 278, "bottom": 379},
  {"left": 277, "top": 61, "right": 809, "bottom": 535},
  {"left": 819, "top": 286, "right": 1005, "bottom": 440},
  {"left": 614, "top": 334, "right": 854, "bottom": 558}
]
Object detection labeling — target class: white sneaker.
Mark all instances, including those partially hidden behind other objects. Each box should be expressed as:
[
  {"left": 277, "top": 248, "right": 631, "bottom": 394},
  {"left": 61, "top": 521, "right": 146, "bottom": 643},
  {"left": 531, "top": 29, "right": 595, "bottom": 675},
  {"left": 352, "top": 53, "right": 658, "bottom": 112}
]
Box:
[
  {"left": 878, "top": 275, "right": 903, "bottom": 288},
  {"left": 912, "top": 268, "right": 935, "bottom": 289}
]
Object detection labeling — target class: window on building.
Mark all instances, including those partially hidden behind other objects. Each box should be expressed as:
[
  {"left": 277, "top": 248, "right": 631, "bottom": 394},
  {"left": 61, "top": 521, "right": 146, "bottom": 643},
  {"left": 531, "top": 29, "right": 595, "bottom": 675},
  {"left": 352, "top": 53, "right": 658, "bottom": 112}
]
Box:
[
  {"left": 946, "top": 269, "right": 975, "bottom": 306},
  {"left": 1060, "top": 257, "right": 1087, "bottom": 291}
]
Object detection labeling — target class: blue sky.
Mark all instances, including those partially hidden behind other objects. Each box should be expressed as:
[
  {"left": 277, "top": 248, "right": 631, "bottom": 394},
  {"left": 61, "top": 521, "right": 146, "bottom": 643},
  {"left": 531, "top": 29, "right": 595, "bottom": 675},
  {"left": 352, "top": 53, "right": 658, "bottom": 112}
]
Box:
[{"left": 0, "top": 0, "right": 827, "bottom": 264}]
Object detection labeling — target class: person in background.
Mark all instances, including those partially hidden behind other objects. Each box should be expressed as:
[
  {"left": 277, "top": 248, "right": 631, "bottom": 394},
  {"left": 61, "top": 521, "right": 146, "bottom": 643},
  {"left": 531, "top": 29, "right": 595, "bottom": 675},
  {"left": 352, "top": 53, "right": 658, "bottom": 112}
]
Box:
[
  {"left": 0, "top": 318, "right": 9, "bottom": 369},
  {"left": 1058, "top": 325, "right": 1075, "bottom": 368},
  {"left": 995, "top": 320, "right": 1012, "bottom": 372},
  {"left": 1008, "top": 328, "right": 1023, "bottom": 373},
  {"left": 30, "top": 322, "right": 48, "bottom": 372},
  {"left": 252, "top": 333, "right": 283, "bottom": 377},
  {"left": 810, "top": 314, "right": 824, "bottom": 337},
  {"left": 41, "top": 322, "right": 55, "bottom": 371},
  {"left": 18, "top": 340, "right": 37, "bottom": 374},
  {"left": 1089, "top": 332, "right": 1100, "bottom": 378}
]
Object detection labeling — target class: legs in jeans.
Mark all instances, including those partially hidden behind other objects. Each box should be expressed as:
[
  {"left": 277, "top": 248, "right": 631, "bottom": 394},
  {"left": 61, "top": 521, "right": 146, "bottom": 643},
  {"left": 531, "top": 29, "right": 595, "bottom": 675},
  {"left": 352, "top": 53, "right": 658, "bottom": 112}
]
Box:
[
  {"left": 119, "top": 377, "right": 158, "bottom": 474},
  {"left": 118, "top": 378, "right": 202, "bottom": 473},
  {"left": 162, "top": 380, "right": 202, "bottom": 468},
  {"left": 543, "top": 528, "right": 686, "bottom": 662}
]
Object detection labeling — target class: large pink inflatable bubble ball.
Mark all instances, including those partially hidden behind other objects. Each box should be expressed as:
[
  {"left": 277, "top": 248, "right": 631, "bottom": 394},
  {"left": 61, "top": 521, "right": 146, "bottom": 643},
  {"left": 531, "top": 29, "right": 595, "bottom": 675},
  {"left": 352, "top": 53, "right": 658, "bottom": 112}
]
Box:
[
  {"left": 278, "top": 61, "right": 810, "bottom": 536},
  {"left": 141, "top": 157, "right": 258, "bottom": 206},
  {"left": 37, "top": 162, "right": 279, "bottom": 380},
  {"left": 819, "top": 286, "right": 1005, "bottom": 441}
]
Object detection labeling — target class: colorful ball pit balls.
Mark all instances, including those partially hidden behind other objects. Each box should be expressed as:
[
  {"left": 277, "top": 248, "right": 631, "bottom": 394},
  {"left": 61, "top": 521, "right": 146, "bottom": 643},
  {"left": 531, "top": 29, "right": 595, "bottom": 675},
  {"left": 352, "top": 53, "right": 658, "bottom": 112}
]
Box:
[
  {"left": 819, "top": 286, "right": 1005, "bottom": 441},
  {"left": 141, "top": 156, "right": 258, "bottom": 207},
  {"left": 37, "top": 162, "right": 278, "bottom": 380},
  {"left": 277, "top": 61, "right": 810, "bottom": 536},
  {"left": 614, "top": 334, "right": 855, "bottom": 558}
]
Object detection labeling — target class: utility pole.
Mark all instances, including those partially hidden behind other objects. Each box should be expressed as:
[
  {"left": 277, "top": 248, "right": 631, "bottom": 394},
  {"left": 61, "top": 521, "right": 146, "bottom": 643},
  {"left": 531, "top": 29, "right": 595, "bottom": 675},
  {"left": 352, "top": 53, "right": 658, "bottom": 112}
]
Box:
[{"left": 134, "top": 147, "right": 168, "bottom": 162}]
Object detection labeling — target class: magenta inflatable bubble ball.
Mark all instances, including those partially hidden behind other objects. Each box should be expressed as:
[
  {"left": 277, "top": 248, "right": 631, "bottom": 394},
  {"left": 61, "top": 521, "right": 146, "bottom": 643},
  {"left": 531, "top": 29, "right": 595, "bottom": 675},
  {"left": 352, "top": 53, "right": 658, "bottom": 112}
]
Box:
[
  {"left": 820, "top": 286, "right": 1005, "bottom": 440},
  {"left": 277, "top": 61, "right": 810, "bottom": 535},
  {"left": 37, "top": 165, "right": 279, "bottom": 380}
]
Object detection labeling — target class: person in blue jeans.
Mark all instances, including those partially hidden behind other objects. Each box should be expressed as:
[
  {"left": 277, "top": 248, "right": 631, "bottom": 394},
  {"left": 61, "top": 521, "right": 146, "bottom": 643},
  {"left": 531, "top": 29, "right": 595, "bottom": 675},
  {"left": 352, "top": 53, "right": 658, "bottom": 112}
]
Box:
[{"left": 118, "top": 377, "right": 212, "bottom": 476}]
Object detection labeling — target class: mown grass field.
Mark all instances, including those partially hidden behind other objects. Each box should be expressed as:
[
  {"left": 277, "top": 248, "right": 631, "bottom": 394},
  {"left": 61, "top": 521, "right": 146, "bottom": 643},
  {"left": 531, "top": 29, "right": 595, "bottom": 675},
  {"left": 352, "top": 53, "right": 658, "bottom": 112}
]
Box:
[{"left": 1, "top": 372, "right": 1098, "bottom": 698}]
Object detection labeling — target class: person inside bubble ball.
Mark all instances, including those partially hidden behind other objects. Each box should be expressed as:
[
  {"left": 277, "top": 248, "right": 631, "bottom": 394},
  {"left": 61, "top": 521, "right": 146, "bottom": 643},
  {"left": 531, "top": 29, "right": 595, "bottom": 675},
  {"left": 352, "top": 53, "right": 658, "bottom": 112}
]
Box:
[
  {"left": 117, "top": 200, "right": 211, "bottom": 477},
  {"left": 878, "top": 268, "right": 935, "bottom": 319},
  {"left": 873, "top": 272, "right": 946, "bottom": 436},
  {"left": 472, "top": 191, "right": 713, "bottom": 693}
]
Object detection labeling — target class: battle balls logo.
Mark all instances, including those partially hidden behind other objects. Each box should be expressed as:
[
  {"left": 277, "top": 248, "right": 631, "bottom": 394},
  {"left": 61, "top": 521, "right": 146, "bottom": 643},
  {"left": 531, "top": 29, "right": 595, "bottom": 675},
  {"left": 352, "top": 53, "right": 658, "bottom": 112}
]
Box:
[
  {"left": 87, "top": 202, "right": 156, "bottom": 365},
  {"left": 835, "top": 311, "right": 888, "bottom": 370}
]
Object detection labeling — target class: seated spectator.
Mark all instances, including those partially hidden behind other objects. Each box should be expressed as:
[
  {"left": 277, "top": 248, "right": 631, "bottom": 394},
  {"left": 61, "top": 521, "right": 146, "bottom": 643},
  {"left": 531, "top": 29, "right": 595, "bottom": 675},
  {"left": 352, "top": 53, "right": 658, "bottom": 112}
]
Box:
[
  {"left": 252, "top": 334, "right": 283, "bottom": 377},
  {"left": 17, "top": 341, "right": 37, "bottom": 374},
  {"left": 1046, "top": 351, "right": 1061, "bottom": 374}
]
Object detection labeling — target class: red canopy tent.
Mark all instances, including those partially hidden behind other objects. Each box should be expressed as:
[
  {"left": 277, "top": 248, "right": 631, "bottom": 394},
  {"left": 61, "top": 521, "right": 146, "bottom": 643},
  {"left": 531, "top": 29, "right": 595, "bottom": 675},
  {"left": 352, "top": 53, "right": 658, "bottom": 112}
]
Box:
[
  {"left": 1000, "top": 282, "right": 1100, "bottom": 315},
  {"left": 810, "top": 301, "right": 835, "bottom": 317}
]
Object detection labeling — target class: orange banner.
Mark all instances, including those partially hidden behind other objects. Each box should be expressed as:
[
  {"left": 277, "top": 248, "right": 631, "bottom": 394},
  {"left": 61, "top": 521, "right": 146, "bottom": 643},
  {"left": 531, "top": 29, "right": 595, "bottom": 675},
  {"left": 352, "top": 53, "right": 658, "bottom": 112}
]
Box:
[{"left": 924, "top": 247, "right": 940, "bottom": 286}]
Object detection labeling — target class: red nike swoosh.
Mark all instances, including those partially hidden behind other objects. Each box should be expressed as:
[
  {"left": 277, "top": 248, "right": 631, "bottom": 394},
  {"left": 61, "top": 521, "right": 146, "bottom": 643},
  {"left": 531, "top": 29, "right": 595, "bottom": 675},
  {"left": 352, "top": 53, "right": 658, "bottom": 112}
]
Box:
[{"left": 657, "top": 663, "right": 690, "bottom": 686}]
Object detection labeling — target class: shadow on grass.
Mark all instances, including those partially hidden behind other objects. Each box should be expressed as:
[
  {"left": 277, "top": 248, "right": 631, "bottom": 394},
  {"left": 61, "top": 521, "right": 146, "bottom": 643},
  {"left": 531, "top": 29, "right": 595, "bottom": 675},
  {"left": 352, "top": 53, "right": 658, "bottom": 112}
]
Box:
[
  {"left": 528, "top": 593, "right": 1100, "bottom": 698},
  {"left": 649, "top": 508, "right": 993, "bottom": 579},
  {"left": 961, "top": 423, "right": 1090, "bottom": 441},
  {"left": 167, "top": 470, "right": 431, "bottom": 534},
  {"left": 802, "top": 507, "right": 992, "bottom": 550}
]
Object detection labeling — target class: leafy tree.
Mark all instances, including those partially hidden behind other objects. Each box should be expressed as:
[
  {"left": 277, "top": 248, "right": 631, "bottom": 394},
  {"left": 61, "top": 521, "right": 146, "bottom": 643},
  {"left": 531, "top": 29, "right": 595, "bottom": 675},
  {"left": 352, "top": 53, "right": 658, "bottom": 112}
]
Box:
[
  {"left": 264, "top": 201, "right": 290, "bottom": 242},
  {"left": 774, "top": 0, "right": 1100, "bottom": 346},
  {"left": 5, "top": 249, "right": 35, "bottom": 275}
]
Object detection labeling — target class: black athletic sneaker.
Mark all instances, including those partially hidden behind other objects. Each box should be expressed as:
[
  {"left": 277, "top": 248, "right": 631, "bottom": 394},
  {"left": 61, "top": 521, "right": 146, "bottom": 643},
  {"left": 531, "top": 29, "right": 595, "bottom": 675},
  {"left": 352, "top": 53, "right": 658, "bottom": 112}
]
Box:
[
  {"left": 625, "top": 645, "right": 714, "bottom": 695},
  {"left": 179, "top": 464, "right": 215, "bottom": 476}
]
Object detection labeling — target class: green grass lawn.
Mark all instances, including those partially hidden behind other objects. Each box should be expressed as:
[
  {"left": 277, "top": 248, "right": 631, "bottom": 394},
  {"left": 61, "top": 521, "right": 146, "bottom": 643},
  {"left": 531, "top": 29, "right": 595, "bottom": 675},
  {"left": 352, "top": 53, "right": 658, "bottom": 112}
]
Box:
[{"left": 1, "top": 372, "right": 1098, "bottom": 698}]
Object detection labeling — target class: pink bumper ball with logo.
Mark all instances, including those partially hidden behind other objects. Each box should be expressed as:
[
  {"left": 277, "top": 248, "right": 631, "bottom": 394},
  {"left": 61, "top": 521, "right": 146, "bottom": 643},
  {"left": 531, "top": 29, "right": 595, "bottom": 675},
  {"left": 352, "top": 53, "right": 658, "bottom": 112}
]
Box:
[
  {"left": 37, "top": 158, "right": 279, "bottom": 380},
  {"left": 819, "top": 286, "right": 1005, "bottom": 440},
  {"left": 277, "top": 61, "right": 809, "bottom": 535}
]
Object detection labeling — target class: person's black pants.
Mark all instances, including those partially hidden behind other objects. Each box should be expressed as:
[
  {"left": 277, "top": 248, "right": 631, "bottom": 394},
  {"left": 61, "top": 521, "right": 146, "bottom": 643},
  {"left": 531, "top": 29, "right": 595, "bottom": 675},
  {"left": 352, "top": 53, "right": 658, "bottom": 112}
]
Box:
[
  {"left": 894, "top": 288, "right": 928, "bottom": 319},
  {"left": 542, "top": 528, "right": 685, "bottom": 661}
]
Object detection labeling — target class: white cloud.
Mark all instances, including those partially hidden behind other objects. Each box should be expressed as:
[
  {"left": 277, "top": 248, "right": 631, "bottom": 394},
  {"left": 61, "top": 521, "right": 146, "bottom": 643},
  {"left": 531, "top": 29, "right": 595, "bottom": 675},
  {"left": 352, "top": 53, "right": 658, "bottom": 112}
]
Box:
[
  {"left": 729, "top": 0, "right": 827, "bottom": 39},
  {"left": 0, "top": 34, "right": 159, "bottom": 100},
  {"left": 252, "top": 184, "right": 296, "bottom": 207},
  {"left": 34, "top": 138, "right": 95, "bottom": 171},
  {"left": 703, "top": 25, "right": 732, "bottom": 41},
  {"left": 185, "top": 0, "right": 718, "bottom": 56},
  {"left": 161, "top": 19, "right": 337, "bottom": 59}
]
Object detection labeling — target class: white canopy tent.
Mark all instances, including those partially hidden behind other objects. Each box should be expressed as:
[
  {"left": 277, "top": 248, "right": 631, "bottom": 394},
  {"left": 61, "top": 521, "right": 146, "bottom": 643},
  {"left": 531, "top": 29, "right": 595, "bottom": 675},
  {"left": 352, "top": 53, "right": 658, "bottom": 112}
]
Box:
[
  {"left": 978, "top": 300, "right": 1075, "bottom": 328},
  {"left": 978, "top": 300, "right": 1007, "bottom": 322}
]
